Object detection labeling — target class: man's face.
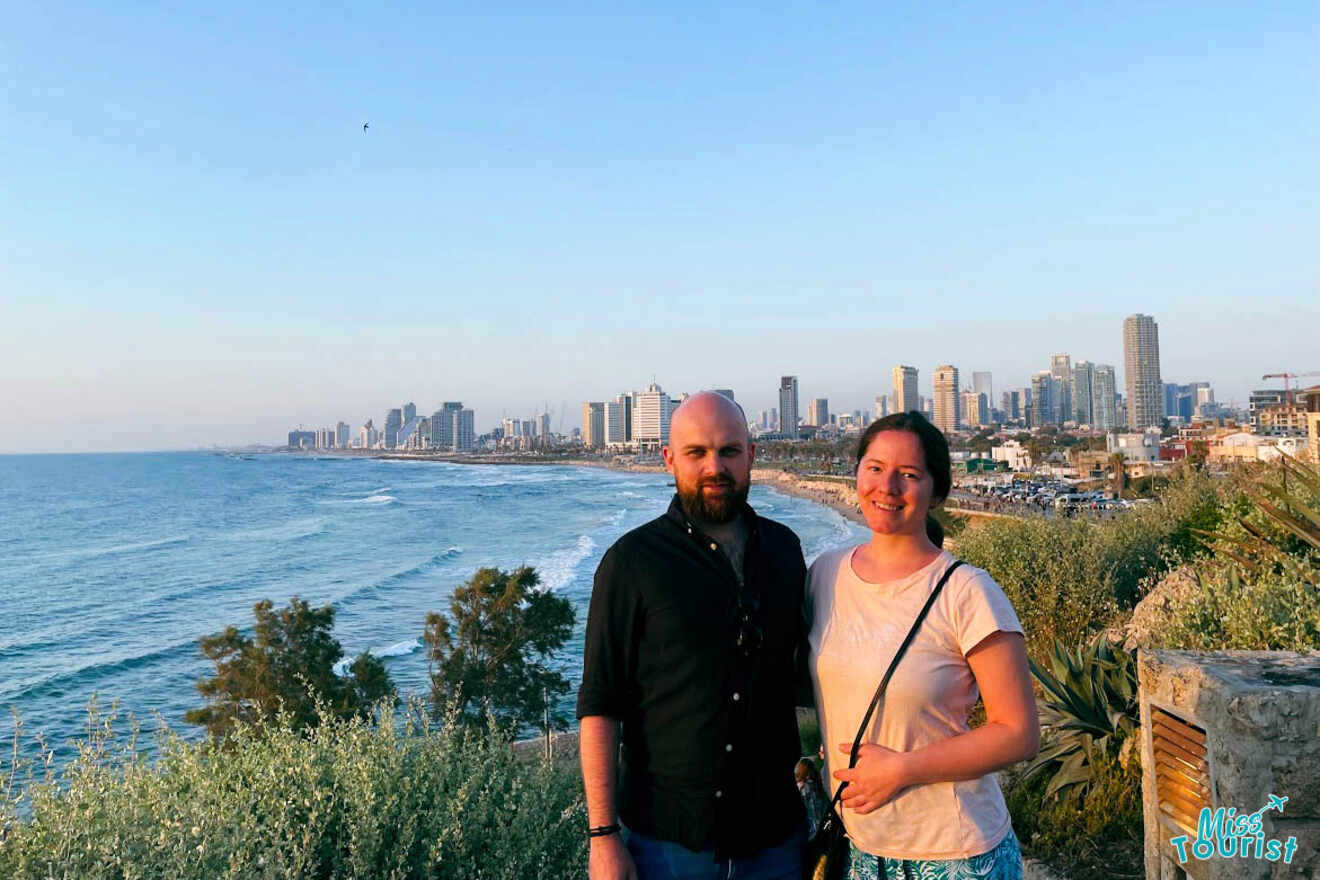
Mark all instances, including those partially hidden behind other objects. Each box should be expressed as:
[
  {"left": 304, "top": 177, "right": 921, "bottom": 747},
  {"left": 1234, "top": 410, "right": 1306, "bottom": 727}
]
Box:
[{"left": 662, "top": 395, "right": 755, "bottom": 524}]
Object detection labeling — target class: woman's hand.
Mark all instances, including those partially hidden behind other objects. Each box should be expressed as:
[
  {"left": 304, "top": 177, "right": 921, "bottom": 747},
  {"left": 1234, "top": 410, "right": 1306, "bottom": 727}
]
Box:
[{"left": 833, "top": 742, "right": 911, "bottom": 814}]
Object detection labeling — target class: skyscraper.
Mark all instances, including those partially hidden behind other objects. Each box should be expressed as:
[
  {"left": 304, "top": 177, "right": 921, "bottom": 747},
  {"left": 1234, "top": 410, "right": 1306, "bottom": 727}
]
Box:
[
  {"left": 1030, "top": 372, "right": 1053, "bottom": 428},
  {"left": 402, "top": 402, "right": 417, "bottom": 423},
  {"left": 1123, "top": 314, "right": 1163, "bottom": 429},
  {"left": 972, "top": 372, "right": 993, "bottom": 407},
  {"left": 582, "top": 402, "right": 605, "bottom": 449},
  {"left": 604, "top": 394, "right": 633, "bottom": 445},
  {"left": 634, "top": 382, "right": 672, "bottom": 449},
  {"left": 892, "top": 366, "right": 919, "bottom": 414},
  {"left": 1050, "top": 355, "right": 1072, "bottom": 424},
  {"left": 431, "top": 402, "right": 464, "bottom": 449},
  {"left": 453, "top": 410, "right": 475, "bottom": 452},
  {"left": 384, "top": 408, "right": 402, "bottom": 449},
  {"left": 932, "top": 365, "right": 960, "bottom": 434},
  {"left": 874, "top": 394, "right": 889, "bottom": 421},
  {"left": 961, "top": 391, "right": 988, "bottom": 428},
  {"left": 1072, "top": 361, "right": 1095, "bottom": 426},
  {"left": 778, "top": 376, "right": 800, "bottom": 438},
  {"left": 809, "top": 398, "right": 829, "bottom": 427},
  {"left": 1093, "top": 365, "right": 1117, "bottom": 430}
]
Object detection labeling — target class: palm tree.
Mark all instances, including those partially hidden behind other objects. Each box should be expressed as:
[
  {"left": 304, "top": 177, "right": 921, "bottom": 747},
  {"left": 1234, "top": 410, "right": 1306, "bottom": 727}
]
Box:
[{"left": 1109, "top": 452, "right": 1127, "bottom": 496}]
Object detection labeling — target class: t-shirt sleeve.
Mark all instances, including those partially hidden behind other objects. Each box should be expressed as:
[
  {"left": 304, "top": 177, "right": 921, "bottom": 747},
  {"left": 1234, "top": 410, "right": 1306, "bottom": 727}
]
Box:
[
  {"left": 576, "top": 546, "right": 640, "bottom": 720},
  {"left": 950, "top": 566, "right": 1024, "bottom": 656}
]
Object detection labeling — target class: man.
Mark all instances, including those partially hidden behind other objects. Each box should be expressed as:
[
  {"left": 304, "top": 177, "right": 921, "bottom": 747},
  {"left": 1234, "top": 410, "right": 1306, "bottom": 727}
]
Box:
[{"left": 578, "top": 391, "right": 808, "bottom": 880}]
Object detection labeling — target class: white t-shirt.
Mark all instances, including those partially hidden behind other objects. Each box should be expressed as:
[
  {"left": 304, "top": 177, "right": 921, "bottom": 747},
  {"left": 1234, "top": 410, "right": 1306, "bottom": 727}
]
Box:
[{"left": 806, "top": 546, "right": 1024, "bottom": 860}]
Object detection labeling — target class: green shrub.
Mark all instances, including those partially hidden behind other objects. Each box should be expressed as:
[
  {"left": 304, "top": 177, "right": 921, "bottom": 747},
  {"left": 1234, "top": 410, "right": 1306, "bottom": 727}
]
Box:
[
  {"left": 955, "top": 516, "right": 1124, "bottom": 664},
  {"left": 425, "top": 566, "right": 576, "bottom": 733},
  {"left": 185, "top": 597, "right": 396, "bottom": 741},
  {"left": 0, "top": 701, "right": 586, "bottom": 879},
  {"left": 956, "top": 466, "right": 1231, "bottom": 663},
  {"left": 1152, "top": 565, "right": 1320, "bottom": 652},
  {"left": 1007, "top": 750, "right": 1143, "bottom": 880}
]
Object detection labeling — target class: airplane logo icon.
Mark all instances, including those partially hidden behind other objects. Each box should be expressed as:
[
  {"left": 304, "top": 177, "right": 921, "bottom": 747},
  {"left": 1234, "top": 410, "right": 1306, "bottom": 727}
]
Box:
[{"left": 1268, "top": 795, "right": 1289, "bottom": 813}]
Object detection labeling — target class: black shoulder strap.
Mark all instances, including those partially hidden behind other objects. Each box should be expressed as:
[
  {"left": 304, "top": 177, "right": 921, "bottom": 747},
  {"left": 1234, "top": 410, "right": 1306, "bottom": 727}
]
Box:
[{"left": 828, "top": 559, "right": 965, "bottom": 810}]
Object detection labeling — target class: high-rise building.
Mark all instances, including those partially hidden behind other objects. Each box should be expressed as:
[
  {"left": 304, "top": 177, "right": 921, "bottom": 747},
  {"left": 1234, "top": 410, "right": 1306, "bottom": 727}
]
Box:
[
  {"left": 778, "top": 376, "right": 800, "bottom": 438},
  {"left": 1030, "top": 372, "right": 1053, "bottom": 428},
  {"left": 384, "top": 409, "right": 402, "bottom": 449},
  {"left": 335, "top": 421, "right": 350, "bottom": 448},
  {"left": 972, "top": 372, "right": 993, "bottom": 407},
  {"left": 1001, "top": 391, "right": 1018, "bottom": 423},
  {"left": 453, "top": 410, "right": 475, "bottom": 452},
  {"left": 430, "top": 402, "right": 463, "bottom": 449},
  {"left": 581, "top": 402, "right": 605, "bottom": 449},
  {"left": 961, "top": 391, "right": 988, "bottom": 428},
  {"left": 892, "top": 366, "right": 919, "bottom": 415},
  {"left": 634, "top": 382, "right": 672, "bottom": 449},
  {"left": 808, "top": 398, "right": 829, "bottom": 427},
  {"left": 1072, "top": 361, "right": 1096, "bottom": 426},
  {"left": 538, "top": 412, "right": 551, "bottom": 440},
  {"left": 1123, "top": 314, "right": 1163, "bottom": 429},
  {"left": 1193, "top": 383, "right": 1214, "bottom": 418},
  {"left": 874, "top": 394, "right": 889, "bottom": 421},
  {"left": 402, "top": 402, "right": 417, "bottom": 423},
  {"left": 1092, "top": 365, "right": 1117, "bottom": 430},
  {"left": 1050, "top": 355, "right": 1072, "bottom": 424},
  {"left": 604, "top": 393, "right": 634, "bottom": 445},
  {"left": 1249, "top": 390, "right": 1288, "bottom": 429},
  {"left": 932, "top": 365, "right": 960, "bottom": 434}
]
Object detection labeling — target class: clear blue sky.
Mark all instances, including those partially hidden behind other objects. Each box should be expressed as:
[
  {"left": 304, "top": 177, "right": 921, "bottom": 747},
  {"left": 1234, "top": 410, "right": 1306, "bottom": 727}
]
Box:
[{"left": 3, "top": 1, "right": 1317, "bottom": 451}]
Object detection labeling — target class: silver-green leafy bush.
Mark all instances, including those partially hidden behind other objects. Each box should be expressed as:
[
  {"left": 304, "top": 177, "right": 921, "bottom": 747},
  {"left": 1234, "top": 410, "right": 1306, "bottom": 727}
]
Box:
[
  {"left": 0, "top": 700, "right": 587, "bottom": 879},
  {"left": 1151, "top": 455, "right": 1320, "bottom": 652},
  {"left": 1023, "top": 634, "right": 1138, "bottom": 799}
]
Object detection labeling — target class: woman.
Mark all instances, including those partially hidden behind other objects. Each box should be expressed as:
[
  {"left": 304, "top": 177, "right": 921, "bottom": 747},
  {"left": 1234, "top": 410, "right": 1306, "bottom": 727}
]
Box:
[{"left": 805, "top": 412, "right": 1039, "bottom": 879}]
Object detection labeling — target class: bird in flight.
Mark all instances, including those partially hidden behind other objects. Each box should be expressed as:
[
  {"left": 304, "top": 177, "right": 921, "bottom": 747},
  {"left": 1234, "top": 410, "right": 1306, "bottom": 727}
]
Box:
[{"left": 363, "top": 122, "right": 369, "bottom": 132}]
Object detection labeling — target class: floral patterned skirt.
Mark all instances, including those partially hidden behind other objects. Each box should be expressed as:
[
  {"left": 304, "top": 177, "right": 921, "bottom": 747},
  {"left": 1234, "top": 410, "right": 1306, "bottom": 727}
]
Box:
[{"left": 846, "top": 830, "right": 1022, "bottom": 880}]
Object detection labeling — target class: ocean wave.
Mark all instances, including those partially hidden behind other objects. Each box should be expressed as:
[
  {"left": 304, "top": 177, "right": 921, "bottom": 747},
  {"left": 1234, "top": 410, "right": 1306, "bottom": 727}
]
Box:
[
  {"left": 2, "top": 637, "right": 200, "bottom": 704},
  {"left": 334, "top": 547, "right": 464, "bottom": 606},
  {"left": 78, "top": 535, "right": 192, "bottom": 560},
  {"left": 320, "top": 494, "right": 399, "bottom": 506},
  {"left": 224, "top": 517, "right": 326, "bottom": 543},
  {"left": 536, "top": 535, "right": 596, "bottom": 591},
  {"left": 332, "top": 638, "right": 422, "bottom": 676}
]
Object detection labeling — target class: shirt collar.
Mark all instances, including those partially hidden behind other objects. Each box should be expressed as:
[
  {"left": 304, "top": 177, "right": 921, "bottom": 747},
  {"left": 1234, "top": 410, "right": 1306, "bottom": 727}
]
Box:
[{"left": 665, "top": 492, "right": 759, "bottom": 538}]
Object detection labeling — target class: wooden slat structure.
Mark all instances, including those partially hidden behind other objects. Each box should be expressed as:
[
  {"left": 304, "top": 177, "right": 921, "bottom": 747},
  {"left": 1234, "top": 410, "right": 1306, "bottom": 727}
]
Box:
[{"left": 1151, "top": 706, "right": 1212, "bottom": 838}]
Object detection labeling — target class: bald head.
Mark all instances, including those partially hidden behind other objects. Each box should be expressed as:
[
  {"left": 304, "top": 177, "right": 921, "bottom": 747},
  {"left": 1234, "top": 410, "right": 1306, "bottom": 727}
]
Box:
[
  {"left": 668, "top": 392, "right": 749, "bottom": 446},
  {"left": 663, "top": 392, "right": 755, "bottom": 523}
]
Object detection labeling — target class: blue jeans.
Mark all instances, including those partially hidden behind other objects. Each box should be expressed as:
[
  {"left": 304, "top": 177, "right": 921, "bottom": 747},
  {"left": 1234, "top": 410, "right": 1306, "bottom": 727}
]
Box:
[{"left": 626, "top": 825, "right": 806, "bottom": 880}]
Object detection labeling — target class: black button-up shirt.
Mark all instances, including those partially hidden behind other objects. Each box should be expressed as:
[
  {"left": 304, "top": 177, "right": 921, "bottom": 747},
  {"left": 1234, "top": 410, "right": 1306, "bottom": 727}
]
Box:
[{"left": 576, "top": 495, "right": 807, "bottom": 858}]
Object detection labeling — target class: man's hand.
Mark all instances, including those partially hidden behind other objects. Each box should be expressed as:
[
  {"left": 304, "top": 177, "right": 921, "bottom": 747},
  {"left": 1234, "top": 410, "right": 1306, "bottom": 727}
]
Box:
[
  {"left": 833, "top": 742, "right": 911, "bottom": 815},
  {"left": 589, "top": 833, "right": 637, "bottom": 880}
]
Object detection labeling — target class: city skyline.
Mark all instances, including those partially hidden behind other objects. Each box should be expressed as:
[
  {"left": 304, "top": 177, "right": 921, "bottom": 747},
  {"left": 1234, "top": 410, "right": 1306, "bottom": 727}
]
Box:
[{"left": 4, "top": 2, "right": 1317, "bottom": 453}]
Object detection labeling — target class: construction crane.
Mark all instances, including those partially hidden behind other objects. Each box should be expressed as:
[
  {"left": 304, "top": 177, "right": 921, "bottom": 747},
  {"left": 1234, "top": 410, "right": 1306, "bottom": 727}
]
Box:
[{"left": 1261, "top": 371, "right": 1320, "bottom": 404}]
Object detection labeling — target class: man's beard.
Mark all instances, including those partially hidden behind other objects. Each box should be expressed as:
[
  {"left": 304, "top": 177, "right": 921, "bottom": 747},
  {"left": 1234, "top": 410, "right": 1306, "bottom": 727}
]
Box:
[{"left": 677, "top": 475, "right": 749, "bottom": 524}]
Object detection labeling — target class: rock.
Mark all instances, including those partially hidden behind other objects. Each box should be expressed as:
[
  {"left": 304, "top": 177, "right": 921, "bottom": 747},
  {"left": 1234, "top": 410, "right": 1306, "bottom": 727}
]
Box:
[
  {"left": 1023, "top": 858, "right": 1068, "bottom": 880},
  {"left": 1122, "top": 565, "right": 1201, "bottom": 650}
]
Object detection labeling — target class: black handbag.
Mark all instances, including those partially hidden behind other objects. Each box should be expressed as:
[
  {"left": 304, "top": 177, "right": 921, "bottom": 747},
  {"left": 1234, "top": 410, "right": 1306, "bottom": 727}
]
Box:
[{"left": 802, "top": 560, "right": 964, "bottom": 880}]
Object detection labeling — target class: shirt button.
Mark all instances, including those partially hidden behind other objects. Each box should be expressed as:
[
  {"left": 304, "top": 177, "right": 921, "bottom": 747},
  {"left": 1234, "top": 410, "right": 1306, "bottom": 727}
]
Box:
[
  {"left": 709, "top": 542, "right": 718, "bottom": 551},
  {"left": 732, "top": 692, "right": 740, "bottom": 701},
  {"left": 725, "top": 743, "right": 733, "bottom": 752},
  {"left": 715, "top": 790, "right": 723, "bottom": 798}
]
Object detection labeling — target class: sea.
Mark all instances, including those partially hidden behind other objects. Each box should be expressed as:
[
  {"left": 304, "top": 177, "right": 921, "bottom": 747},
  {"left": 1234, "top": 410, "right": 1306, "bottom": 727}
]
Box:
[{"left": 0, "top": 452, "right": 867, "bottom": 768}]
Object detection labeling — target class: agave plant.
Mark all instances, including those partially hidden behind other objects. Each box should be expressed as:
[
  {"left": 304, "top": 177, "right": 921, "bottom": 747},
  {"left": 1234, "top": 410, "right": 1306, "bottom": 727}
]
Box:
[{"left": 1022, "top": 633, "right": 1139, "bottom": 799}]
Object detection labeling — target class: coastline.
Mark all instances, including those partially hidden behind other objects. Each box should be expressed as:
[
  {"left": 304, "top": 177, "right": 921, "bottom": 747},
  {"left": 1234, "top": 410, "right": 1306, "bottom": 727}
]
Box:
[{"left": 278, "top": 449, "right": 867, "bottom": 525}]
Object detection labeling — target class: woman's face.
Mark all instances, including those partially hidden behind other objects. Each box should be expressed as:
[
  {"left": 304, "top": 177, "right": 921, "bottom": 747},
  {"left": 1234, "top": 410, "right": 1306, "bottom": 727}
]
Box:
[{"left": 856, "top": 429, "right": 937, "bottom": 538}]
